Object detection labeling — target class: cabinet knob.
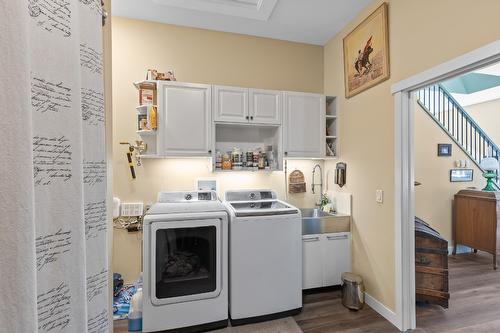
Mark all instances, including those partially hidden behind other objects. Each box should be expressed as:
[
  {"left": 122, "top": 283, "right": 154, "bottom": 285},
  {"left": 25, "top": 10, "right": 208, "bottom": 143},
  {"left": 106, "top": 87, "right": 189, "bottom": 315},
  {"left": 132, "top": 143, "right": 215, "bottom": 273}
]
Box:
[
  {"left": 285, "top": 152, "right": 288, "bottom": 156},
  {"left": 250, "top": 116, "right": 254, "bottom": 120},
  {"left": 208, "top": 150, "right": 212, "bottom": 154},
  {"left": 246, "top": 116, "right": 249, "bottom": 120}
]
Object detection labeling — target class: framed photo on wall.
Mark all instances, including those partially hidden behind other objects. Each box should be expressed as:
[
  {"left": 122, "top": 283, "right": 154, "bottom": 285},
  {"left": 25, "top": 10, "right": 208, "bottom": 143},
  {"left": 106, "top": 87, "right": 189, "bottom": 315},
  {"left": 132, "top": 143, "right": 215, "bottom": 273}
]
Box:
[
  {"left": 450, "top": 169, "right": 473, "bottom": 182},
  {"left": 343, "top": 3, "right": 390, "bottom": 98},
  {"left": 437, "top": 143, "right": 452, "bottom": 156}
]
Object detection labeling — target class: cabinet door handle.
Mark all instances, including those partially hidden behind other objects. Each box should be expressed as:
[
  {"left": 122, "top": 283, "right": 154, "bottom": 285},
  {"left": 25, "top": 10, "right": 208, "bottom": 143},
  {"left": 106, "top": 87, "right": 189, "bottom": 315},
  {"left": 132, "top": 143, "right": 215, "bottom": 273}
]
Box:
[
  {"left": 327, "top": 235, "right": 348, "bottom": 241},
  {"left": 303, "top": 236, "right": 320, "bottom": 242}
]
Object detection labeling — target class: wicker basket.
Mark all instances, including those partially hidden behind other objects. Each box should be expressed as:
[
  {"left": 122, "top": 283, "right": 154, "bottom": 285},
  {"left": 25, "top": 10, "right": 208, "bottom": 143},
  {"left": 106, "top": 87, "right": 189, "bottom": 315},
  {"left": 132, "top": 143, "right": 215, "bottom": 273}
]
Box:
[{"left": 289, "top": 170, "right": 306, "bottom": 193}]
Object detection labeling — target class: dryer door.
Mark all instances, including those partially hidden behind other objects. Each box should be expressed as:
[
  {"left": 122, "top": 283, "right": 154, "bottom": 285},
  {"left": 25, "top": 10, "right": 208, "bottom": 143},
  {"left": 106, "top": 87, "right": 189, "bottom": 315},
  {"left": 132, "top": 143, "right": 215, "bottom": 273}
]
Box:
[{"left": 151, "top": 219, "right": 221, "bottom": 305}]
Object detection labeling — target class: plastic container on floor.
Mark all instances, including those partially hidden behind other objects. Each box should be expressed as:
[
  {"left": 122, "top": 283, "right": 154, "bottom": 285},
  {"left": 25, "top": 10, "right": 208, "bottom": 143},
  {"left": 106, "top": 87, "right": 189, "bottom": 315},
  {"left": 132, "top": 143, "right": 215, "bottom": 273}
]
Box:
[{"left": 128, "top": 288, "right": 143, "bottom": 331}]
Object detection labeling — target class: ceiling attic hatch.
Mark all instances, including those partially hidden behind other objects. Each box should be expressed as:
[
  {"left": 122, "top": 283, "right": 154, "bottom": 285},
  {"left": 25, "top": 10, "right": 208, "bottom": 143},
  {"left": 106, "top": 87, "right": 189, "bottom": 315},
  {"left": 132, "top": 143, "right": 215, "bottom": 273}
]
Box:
[{"left": 152, "top": 0, "right": 278, "bottom": 21}]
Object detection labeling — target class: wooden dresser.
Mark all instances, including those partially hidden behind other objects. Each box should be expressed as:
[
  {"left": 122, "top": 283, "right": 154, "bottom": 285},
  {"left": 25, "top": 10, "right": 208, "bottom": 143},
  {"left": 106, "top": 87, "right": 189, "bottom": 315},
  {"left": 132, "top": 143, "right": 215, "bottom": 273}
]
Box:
[
  {"left": 415, "top": 217, "right": 449, "bottom": 308},
  {"left": 453, "top": 190, "right": 500, "bottom": 269}
]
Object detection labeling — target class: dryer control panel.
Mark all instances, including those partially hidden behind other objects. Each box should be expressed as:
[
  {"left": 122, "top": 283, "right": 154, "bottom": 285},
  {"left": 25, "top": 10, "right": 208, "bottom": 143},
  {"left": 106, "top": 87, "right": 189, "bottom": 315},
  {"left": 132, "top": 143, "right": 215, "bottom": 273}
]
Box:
[{"left": 157, "top": 191, "right": 217, "bottom": 203}]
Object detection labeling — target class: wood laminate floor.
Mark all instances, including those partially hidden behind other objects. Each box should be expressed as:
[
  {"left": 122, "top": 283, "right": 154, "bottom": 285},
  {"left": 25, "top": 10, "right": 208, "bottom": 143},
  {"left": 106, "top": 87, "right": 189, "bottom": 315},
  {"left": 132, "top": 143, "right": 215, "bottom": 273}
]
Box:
[{"left": 115, "top": 252, "right": 500, "bottom": 332}]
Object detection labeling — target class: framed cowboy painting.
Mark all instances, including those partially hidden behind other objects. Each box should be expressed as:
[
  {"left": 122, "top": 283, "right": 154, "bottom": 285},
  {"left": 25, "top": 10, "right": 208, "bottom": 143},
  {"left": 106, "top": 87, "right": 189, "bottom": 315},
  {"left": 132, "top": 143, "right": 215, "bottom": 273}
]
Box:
[{"left": 343, "top": 3, "right": 390, "bottom": 98}]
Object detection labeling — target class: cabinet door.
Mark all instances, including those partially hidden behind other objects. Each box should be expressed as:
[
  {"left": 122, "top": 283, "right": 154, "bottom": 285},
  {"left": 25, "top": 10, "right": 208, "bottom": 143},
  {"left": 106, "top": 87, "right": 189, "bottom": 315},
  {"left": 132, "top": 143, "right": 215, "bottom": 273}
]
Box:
[
  {"left": 159, "top": 82, "right": 212, "bottom": 156},
  {"left": 213, "top": 85, "right": 248, "bottom": 123},
  {"left": 302, "top": 235, "right": 323, "bottom": 289},
  {"left": 283, "top": 92, "right": 325, "bottom": 158},
  {"left": 322, "top": 233, "right": 351, "bottom": 286},
  {"left": 249, "top": 89, "right": 281, "bottom": 124}
]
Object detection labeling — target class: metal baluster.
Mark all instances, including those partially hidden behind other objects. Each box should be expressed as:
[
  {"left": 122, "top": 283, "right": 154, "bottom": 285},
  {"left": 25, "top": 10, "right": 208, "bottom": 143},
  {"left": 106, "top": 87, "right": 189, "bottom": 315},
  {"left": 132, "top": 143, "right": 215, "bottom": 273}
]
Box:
[
  {"left": 437, "top": 86, "right": 440, "bottom": 122},
  {"left": 460, "top": 108, "right": 463, "bottom": 146},
  {"left": 451, "top": 99, "right": 454, "bottom": 137}
]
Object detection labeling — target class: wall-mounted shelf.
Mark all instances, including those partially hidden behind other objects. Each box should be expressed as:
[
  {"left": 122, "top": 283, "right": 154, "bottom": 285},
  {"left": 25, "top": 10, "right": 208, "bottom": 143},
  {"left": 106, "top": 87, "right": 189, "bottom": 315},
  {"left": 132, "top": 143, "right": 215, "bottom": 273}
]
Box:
[
  {"left": 325, "top": 96, "right": 338, "bottom": 158},
  {"left": 133, "top": 80, "right": 156, "bottom": 90},
  {"left": 136, "top": 130, "right": 156, "bottom": 136}
]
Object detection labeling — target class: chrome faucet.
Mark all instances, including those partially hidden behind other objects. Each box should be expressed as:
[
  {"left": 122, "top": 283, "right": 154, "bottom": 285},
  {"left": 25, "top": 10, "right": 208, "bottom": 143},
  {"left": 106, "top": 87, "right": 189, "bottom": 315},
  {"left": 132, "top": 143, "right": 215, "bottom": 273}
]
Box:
[{"left": 312, "top": 164, "right": 323, "bottom": 207}]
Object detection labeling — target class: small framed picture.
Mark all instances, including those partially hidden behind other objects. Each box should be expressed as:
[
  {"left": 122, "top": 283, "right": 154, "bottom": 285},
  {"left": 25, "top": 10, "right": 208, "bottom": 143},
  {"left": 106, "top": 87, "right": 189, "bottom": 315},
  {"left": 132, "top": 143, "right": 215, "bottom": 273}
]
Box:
[
  {"left": 450, "top": 169, "right": 473, "bottom": 182},
  {"left": 437, "top": 144, "right": 452, "bottom": 156}
]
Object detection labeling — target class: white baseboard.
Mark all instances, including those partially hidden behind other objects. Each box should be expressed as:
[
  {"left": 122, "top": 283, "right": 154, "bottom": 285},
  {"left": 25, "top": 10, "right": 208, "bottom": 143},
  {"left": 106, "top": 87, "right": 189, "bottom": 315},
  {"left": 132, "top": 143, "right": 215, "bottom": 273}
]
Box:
[
  {"left": 448, "top": 244, "right": 471, "bottom": 255},
  {"left": 364, "top": 293, "right": 400, "bottom": 331}
]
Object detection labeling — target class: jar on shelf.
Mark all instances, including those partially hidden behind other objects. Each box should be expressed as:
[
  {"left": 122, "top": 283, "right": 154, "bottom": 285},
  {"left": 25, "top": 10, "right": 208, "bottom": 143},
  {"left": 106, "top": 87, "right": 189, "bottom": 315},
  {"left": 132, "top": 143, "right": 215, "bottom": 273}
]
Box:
[
  {"left": 232, "top": 147, "right": 242, "bottom": 170},
  {"left": 253, "top": 151, "right": 260, "bottom": 170},
  {"left": 215, "top": 151, "right": 222, "bottom": 169},
  {"left": 258, "top": 152, "right": 266, "bottom": 170},
  {"left": 222, "top": 153, "right": 232, "bottom": 170},
  {"left": 246, "top": 151, "right": 254, "bottom": 170}
]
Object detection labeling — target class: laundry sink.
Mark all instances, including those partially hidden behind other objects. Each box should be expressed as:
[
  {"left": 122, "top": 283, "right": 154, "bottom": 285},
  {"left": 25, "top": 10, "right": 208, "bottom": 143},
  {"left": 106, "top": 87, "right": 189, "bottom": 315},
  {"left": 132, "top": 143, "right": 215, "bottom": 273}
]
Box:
[{"left": 300, "top": 208, "right": 350, "bottom": 235}]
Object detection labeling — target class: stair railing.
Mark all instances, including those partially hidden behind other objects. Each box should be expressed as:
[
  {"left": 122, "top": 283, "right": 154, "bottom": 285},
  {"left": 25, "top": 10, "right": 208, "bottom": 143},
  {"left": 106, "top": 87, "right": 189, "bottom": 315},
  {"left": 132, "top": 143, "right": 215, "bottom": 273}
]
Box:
[{"left": 416, "top": 84, "right": 499, "bottom": 185}]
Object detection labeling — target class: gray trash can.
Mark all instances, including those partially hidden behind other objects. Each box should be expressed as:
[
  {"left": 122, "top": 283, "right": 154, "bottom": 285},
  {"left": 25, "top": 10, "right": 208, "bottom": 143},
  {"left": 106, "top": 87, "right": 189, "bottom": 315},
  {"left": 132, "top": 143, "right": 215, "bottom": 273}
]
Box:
[{"left": 341, "top": 272, "right": 365, "bottom": 310}]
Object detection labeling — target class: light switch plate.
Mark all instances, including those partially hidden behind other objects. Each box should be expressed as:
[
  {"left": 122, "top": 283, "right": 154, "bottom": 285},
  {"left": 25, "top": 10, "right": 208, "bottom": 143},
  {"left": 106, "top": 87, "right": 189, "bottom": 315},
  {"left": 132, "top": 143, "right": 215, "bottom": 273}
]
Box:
[
  {"left": 376, "top": 190, "right": 384, "bottom": 203},
  {"left": 121, "top": 202, "right": 144, "bottom": 217}
]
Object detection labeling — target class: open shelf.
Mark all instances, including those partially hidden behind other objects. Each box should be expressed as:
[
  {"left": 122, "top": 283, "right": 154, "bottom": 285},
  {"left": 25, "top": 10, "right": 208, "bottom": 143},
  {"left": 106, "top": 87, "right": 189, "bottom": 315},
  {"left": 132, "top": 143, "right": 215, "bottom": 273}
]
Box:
[
  {"left": 133, "top": 80, "right": 157, "bottom": 90},
  {"left": 136, "top": 130, "right": 156, "bottom": 136},
  {"left": 213, "top": 122, "right": 282, "bottom": 172},
  {"left": 214, "top": 169, "right": 276, "bottom": 173},
  {"left": 325, "top": 96, "right": 337, "bottom": 158}
]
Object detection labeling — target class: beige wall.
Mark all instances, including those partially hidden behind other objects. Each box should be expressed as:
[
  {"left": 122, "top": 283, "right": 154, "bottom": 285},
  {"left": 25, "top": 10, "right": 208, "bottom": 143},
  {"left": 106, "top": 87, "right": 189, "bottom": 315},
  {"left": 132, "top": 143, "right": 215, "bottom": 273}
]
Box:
[
  {"left": 112, "top": 17, "right": 325, "bottom": 282},
  {"left": 465, "top": 98, "right": 500, "bottom": 146},
  {"left": 414, "top": 104, "right": 484, "bottom": 242},
  {"left": 414, "top": 98, "right": 500, "bottom": 243},
  {"left": 324, "top": 0, "right": 500, "bottom": 310}
]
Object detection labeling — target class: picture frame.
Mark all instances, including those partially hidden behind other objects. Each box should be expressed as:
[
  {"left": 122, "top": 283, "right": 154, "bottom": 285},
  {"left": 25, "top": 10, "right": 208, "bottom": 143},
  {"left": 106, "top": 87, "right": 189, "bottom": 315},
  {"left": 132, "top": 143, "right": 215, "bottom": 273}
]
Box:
[
  {"left": 450, "top": 169, "right": 474, "bottom": 182},
  {"left": 437, "top": 143, "right": 452, "bottom": 156},
  {"left": 343, "top": 3, "right": 390, "bottom": 98}
]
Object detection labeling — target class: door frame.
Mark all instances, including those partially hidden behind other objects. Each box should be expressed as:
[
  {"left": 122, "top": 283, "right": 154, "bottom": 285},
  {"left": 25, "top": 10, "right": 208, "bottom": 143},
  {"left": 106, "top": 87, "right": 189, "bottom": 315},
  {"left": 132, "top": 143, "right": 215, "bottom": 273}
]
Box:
[{"left": 391, "top": 40, "right": 500, "bottom": 331}]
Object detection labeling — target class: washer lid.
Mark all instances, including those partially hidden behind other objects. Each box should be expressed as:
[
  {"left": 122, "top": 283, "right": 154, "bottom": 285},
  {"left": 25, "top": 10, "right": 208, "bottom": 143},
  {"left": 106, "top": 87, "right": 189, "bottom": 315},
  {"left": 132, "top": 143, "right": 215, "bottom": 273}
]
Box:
[{"left": 227, "top": 200, "right": 299, "bottom": 217}]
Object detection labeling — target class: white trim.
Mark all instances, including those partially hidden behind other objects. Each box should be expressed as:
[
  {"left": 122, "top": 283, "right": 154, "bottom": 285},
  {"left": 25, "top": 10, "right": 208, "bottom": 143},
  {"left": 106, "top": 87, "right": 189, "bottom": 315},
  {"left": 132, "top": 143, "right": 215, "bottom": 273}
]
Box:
[
  {"left": 365, "top": 293, "right": 399, "bottom": 328},
  {"left": 392, "top": 39, "right": 500, "bottom": 332},
  {"left": 392, "top": 40, "right": 500, "bottom": 94},
  {"left": 448, "top": 245, "right": 472, "bottom": 255},
  {"left": 151, "top": 0, "right": 278, "bottom": 21}
]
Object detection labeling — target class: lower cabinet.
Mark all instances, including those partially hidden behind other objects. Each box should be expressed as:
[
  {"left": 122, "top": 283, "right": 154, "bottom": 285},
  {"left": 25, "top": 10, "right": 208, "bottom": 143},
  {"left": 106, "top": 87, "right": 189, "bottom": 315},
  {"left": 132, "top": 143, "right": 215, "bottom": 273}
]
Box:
[{"left": 302, "top": 232, "right": 351, "bottom": 290}]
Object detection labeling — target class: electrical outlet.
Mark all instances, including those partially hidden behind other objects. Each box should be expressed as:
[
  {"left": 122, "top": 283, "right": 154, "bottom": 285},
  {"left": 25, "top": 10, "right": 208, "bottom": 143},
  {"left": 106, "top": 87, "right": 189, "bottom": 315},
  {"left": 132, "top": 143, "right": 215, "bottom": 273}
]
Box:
[
  {"left": 376, "top": 190, "right": 384, "bottom": 203},
  {"left": 121, "top": 202, "right": 144, "bottom": 217}
]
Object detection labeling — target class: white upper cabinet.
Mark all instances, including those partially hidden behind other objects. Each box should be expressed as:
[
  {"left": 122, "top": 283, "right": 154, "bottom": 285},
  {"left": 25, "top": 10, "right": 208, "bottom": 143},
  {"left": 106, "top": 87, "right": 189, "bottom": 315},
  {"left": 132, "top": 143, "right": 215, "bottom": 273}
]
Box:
[
  {"left": 283, "top": 92, "right": 325, "bottom": 158},
  {"left": 214, "top": 86, "right": 282, "bottom": 125},
  {"left": 214, "top": 86, "right": 249, "bottom": 123},
  {"left": 249, "top": 89, "right": 281, "bottom": 125},
  {"left": 158, "top": 82, "right": 212, "bottom": 156}
]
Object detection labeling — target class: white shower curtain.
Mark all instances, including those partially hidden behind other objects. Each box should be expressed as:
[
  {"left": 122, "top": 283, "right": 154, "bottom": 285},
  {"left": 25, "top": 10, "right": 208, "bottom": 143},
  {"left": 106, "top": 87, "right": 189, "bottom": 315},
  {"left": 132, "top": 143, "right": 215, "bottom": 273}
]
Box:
[{"left": 0, "top": 1, "right": 109, "bottom": 332}]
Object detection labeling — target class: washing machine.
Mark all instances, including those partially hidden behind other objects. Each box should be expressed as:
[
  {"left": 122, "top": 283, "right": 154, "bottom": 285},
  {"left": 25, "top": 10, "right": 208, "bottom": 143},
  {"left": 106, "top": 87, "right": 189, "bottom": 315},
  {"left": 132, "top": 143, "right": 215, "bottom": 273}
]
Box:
[
  {"left": 142, "top": 191, "right": 228, "bottom": 332},
  {"left": 224, "top": 189, "right": 302, "bottom": 325}
]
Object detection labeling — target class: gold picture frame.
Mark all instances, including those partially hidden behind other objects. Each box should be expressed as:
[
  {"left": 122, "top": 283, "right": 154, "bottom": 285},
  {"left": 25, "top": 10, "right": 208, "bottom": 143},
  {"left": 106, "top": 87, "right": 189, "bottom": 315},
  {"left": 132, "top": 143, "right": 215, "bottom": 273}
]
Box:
[{"left": 343, "top": 3, "right": 390, "bottom": 98}]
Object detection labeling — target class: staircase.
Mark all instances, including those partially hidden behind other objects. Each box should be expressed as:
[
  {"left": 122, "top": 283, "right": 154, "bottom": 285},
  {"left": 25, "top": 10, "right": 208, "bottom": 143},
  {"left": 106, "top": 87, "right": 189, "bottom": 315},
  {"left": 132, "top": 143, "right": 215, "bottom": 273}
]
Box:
[{"left": 416, "top": 84, "right": 499, "bottom": 186}]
